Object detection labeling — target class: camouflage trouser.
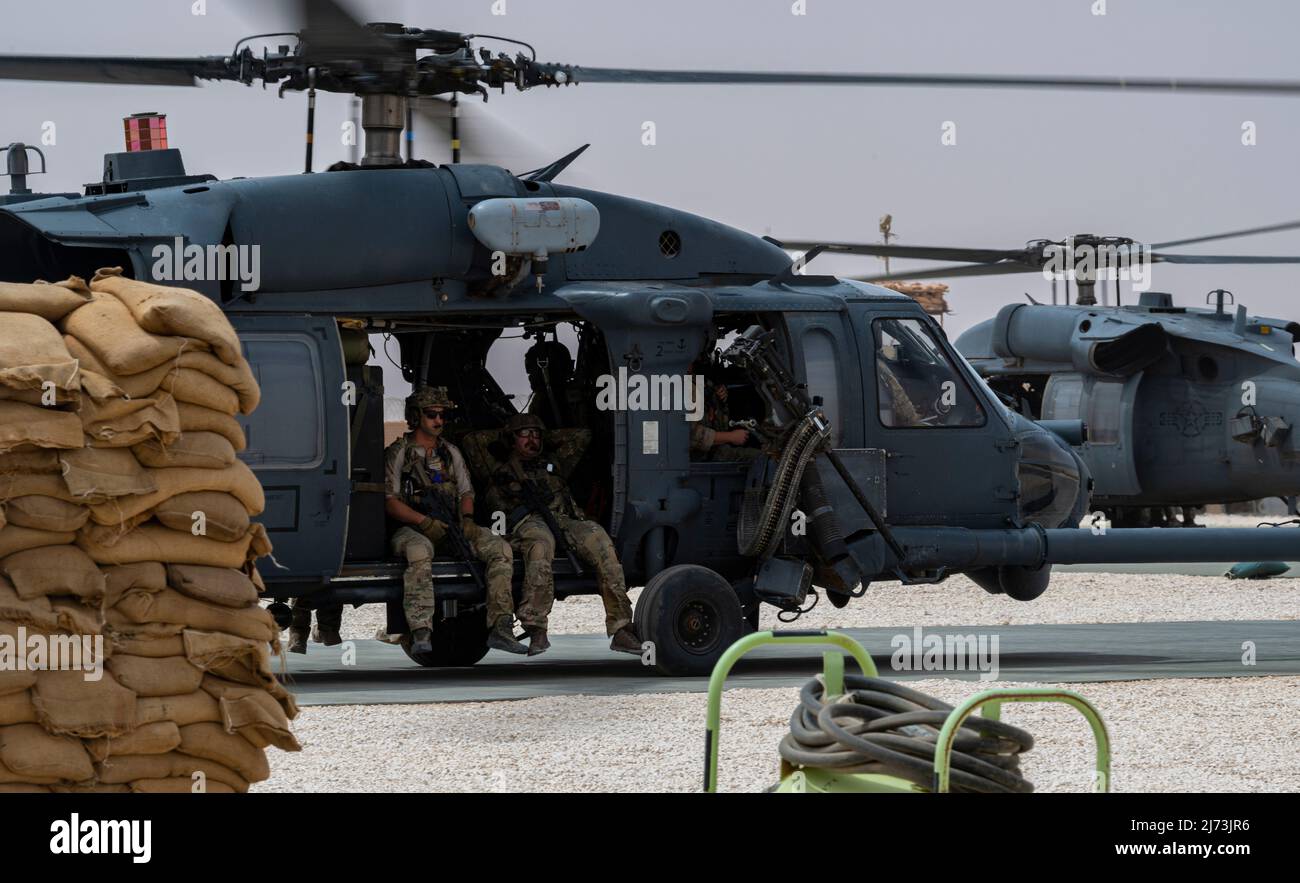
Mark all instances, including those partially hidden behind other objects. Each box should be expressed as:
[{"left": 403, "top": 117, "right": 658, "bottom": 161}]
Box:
[
  {"left": 710, "top": 444, "right": 761, "bottom": 462},
  {"left": 390, "top": 525, "right": 515, "bottom": 632},
  {"left": 512, "top": 514, "right": 631, "bottom": 636},
  {"left": 507, "top": 515, "right": 558, "bottom": 631},
  {"left": 289, "top": 598, "right": 342, "bottom": 632}
]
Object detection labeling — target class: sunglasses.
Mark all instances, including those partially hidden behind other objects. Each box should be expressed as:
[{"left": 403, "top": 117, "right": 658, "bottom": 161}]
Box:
[
  {"left": 514, "top": 428, "right": 542, "bottom": 439},
  {"left": 422, "top": 409, "right": 448, "bottom": 420}
]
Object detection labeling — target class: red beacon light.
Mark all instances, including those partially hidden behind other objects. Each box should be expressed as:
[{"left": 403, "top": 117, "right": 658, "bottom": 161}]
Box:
[{"left": 123, "top": 112, "right": 167, "bottom": 152}]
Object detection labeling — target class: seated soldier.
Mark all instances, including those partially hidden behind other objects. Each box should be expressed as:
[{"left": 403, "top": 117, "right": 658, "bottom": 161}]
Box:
[
  {"left": 485, "top": 413, "right": 641, "bottom": 655},
  {"left": 384, "top": 386, "right": 527, "bottom": 656},
  {"left": 689, "top": 360, "right": 761, "bottom": 462}
]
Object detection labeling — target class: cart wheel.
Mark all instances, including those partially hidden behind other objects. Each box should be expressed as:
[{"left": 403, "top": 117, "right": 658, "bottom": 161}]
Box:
[
  {"left": 400, "top": 614, "right": 490, "bottom": 667},
  {"left": 635, "top": 564, "right": 745, "bottom": 676}
]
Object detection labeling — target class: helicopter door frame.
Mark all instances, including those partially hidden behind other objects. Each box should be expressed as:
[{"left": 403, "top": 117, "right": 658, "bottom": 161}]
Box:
[
  {"left": 850, "top": 306, "right": 1018, "bottom": 528},
  {"left": 231, "top": 315, "right": 351, "bottom": 591}
]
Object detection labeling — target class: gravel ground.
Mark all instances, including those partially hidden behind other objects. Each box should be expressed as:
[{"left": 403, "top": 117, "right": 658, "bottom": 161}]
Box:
[{"left": 260, "top": 675, "right": 1300, "bottom": 793}]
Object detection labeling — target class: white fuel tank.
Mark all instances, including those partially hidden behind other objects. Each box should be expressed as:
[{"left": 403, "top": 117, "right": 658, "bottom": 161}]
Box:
[{"left": 467, "top": 197, "right": 600, "bottom": 261}]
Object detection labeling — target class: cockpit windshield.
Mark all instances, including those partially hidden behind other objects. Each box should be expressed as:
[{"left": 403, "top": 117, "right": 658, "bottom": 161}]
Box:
[{"left": 873, "top": 317, "right": 986, "bottom": 428}]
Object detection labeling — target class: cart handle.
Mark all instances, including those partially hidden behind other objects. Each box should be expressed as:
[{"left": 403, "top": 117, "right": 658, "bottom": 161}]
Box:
[
  {"left": 932, "top": 689, "right": 1111, "bottom": 793},
  {"left": 704, "top": 629, "right": 878, "bottom": 793}
]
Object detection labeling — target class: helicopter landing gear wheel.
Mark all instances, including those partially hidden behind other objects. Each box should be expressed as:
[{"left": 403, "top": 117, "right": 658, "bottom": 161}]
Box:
[
  {"left": 399, "top": 614, "right": 490, "bottom": 667},
  {"left": 634, "top": 565, "right": 745, "bottom": 676}
]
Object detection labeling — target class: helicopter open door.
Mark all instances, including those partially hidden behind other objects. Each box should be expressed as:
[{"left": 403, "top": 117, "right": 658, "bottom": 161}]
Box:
[{"left": 231, "top": 316, "right": 351, "bottom": 589}]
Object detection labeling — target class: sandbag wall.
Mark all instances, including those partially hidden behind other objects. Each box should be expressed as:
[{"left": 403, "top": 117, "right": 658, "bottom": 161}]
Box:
[{"left": 0, "top": 270, "right": 298, "bottom": 793}]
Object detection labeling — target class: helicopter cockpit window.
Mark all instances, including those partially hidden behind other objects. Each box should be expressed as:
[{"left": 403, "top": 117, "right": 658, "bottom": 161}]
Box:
[{"left": 873, "top": 318, "right": 985, "bottom": 428}]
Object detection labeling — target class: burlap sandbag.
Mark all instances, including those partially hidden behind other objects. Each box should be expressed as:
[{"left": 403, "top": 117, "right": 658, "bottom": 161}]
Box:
[
  {"left": 2, "top": 495, "right": 89, "bottom": 533},
  {"left": 0, "top": 674, "right": 35, "bottom": 700},
  {"left": 50, "top": 599, "right": 102, "bottom": 636},
  {"left": 61, "top": 291, "right": 210, "bottom": 376},
  {"left": 87, "top": 461, "right": 264, "bottom": 525},
  {"left": 0, "top": 449, "right": 61, "bottom": 475},
  {"left": 0, "top": 312, "right": 81, "bottom": 395},
  {"left": 168, "top": 565, "right": 259, "bottom": 609},
  {"left": 154, "top": 491, "right": 250, "bottom": 543},
  {"left": 202, "top": 672, "right": 295, "bottom": 722},
  {"left": 0, "top": 277, "right": 92, "bottom": 321},
  {"left": 109, "top": 654, "right": 204, "bottom": 697},
  {"left": 80, "top": 523, "right": 267, "bottom": 571},
  {"left": 94, "top": 751, "right": 249, "bottom": 792},
  {"left": 114, "top": 587, "right": 277, "bottom": 644},
  {"left": 0, "top": 545, "right": 102, "bottom": 601},
  {"left": 177, "top": 721, "right": 270, "bottom": 783},
  {"left": 0, "top": 526, "right": 76, "bottom": 560},
  {"left": 160, "top": 368, "right": 240, "bottom": 415},
  {"left": 102, "top": 562, "right": 167, "bottom": 605},
  {"left": 110, "top": 636, "right": 184, "bottom": 661},
  {"left": 1, "top": 544, "right": 106, "bottom": 601},
  {"left": 133, "top": 431, "right": 235, "bottom": 470},
  {"left": 0, "top": 473, "right": 82, "bottom": 505},
  {"left": 80, "top": 515, "right": 151, "bottom": 551},
  {"left": 130, "top": 778, "right": 236, "bottom": 794},
  {"left": 65, "top": 339, "right": 259, "bottom": 414},
  {"left": 176, "top": 402, "right": 246, "bottom": 451},
  {"left": 104, "top": 608, "right": 184, "bottom": 642},
  {"left": 60, "top": 447, "right": 157, "bottom": 499},
  {"left": 135, "top": 691, "right": 221, "bottom": 728},
  {"left": 0, "top": 759, "right": 59, "bottom": 785},
  {"left": 78, "top": 390, "right": 181, "bottom": 449},
  {"left": 184, "top": 630, "right": 272, "bottom": 686},
  {"left": 92, "top": 269, "right": 243, "bottom": 368},
  {"left": 0, "top": 576, "right": 58, "bottom": 630},
  {"left": 32, "top": 668, "right": 137, "bottom": 738},
  {"left": 0, "top": 723, "right": 94, "bottom": 783},
  {"left": 86, "top": 721, "right": 181, "bottom": 762},
  {"left": 201, "top": 677, "right": 298, "bottom": 752},
  {"left": 0, "top": 691, "right": 37, "bottom": 725},
  {"left": 0, "top": 401, "right": 83, "bottom": 454},
  {"left": 49, "top": 783, "right": 131, "bottom": 793}
]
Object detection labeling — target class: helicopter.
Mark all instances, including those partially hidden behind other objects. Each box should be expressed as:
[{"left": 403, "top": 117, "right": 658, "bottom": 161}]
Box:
[
  {"left": 777, "top": 230, "right": 1300, "bottom": 526},
  {"left": 3, "top": 1, "right": 1300, "bottom": 676}
]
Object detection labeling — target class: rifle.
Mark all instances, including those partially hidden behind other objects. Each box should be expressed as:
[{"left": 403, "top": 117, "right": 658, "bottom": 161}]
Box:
[
  {"left": 408, "top": 480, "right": 487, "bottom": 594},
  {"left": 507, "top": 462, "right": 585, "bottom": 577}
]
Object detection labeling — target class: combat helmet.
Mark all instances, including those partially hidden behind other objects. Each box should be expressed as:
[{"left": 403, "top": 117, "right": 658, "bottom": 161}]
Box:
[
  {"left": 405, "top": 386, "right": 456, "bottom": 429},
  {"left": 502, "top": 412, "right": 546, "bottom": 444}
]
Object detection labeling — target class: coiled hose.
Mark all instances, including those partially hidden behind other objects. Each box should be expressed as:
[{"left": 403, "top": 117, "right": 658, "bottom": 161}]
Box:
[{"left": 778, "top": 674, "right": 1037, "bottom": 793}]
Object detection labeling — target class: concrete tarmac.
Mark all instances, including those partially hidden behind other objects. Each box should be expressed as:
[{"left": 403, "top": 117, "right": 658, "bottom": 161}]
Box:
[{"left": 278, "top": 620, "right": 1300, "bottom": 706}]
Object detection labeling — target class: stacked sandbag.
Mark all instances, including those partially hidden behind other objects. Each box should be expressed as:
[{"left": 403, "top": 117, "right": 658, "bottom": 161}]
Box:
[{"left": 0, "top": 271, "right": 296, "bottom": 794}]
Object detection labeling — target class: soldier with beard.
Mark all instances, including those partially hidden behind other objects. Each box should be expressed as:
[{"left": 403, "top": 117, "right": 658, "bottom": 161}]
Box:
[{"left": 485, "top": 413, "right": 640, "bottom": 656}]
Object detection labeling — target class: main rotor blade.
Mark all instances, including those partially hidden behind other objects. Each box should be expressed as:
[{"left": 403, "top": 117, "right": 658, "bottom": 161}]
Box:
[
  {"left": 411, "top": 97, "right": 554, "bottom": 172},
  {"left": 1153, "top": 253, "right": 1300, "bottom": 265},
  {"left": 566, "top": 67, "right": 1300, "bottom": 95},
  {"left": 294, "top": 0, "right": 391, "bottom": 59},
  {"left": 1153, "top": 219, "right": 1300, "bottom": 249},
  {"left": 0, "top": 55, "right": 228, "bottom": 86},
  {"left": 780, "top": 240, "right": 1028, "bottom": 264},
  {"left": 855, "top": 262, "right": 1042, "bottom": 283}
]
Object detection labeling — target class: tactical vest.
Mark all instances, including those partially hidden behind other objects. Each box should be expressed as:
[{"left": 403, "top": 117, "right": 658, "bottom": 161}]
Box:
[
  {"left": 490, "top": 455, "right": 581, "bottom": 524},
  {"left": 397, "top": 436, "right": 461, "bottom": 509}
]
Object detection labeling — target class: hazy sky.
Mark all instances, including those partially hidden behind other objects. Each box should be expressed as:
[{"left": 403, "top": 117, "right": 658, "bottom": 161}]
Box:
[{"left": 4, "top": 0, "right": 1299, "bottom": 402}]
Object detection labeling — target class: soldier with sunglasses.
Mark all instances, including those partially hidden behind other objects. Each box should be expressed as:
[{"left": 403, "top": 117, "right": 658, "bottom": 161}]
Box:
[{"left": 384, "top": 386, "right": 527, "bottom": 656}]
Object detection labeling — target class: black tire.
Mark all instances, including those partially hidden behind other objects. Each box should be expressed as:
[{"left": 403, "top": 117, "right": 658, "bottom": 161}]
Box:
[
  {"left": 400, "top": 614, "right": 490, "bottom": 667},
  {"left": 634, "top": 564, "right": 745, "bottom": 676}
]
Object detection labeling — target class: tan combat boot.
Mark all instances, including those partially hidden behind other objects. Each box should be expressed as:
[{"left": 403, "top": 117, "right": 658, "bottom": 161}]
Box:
[
  {"left": 287, "top": 627, "right": 308, "bottom": 654},
  {"left": 525, "top": 627, "right": 550, "bottom": 656},
  {"left": 486, "top": 616, "right": 528, "bottom": 655},
  {"left": 312, "top": 625, "right": 342, "bottom": 646},
  {"left": 609, "top": 625, "right": 641, "bottom": 655}
]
